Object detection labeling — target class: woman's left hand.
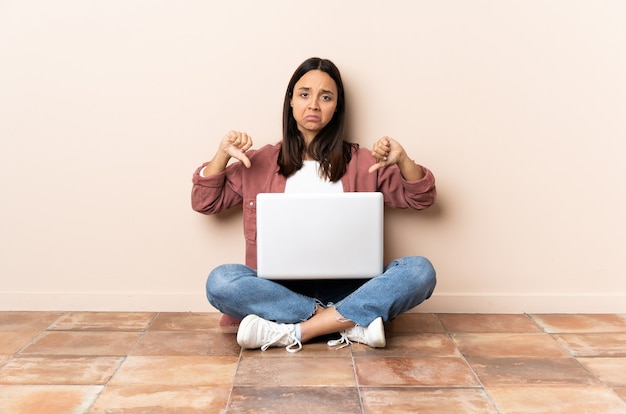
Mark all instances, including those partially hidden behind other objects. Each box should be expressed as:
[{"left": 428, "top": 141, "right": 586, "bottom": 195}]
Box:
[
  {"left": 368, "top": 136, "right": 406, "bottom": 173},
  {"left": 368, "top": 136, "right": 425, "bottom": 180}
]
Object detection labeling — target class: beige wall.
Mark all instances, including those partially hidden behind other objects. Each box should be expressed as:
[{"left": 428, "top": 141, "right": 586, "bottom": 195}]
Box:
[{"left": 1, "top": 1, "right": 625, "bottom": 312}]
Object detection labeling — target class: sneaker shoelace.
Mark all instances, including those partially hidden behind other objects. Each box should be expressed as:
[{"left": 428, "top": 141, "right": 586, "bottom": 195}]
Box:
[
  {"left": 260, "top": 324, "right": 302, "bottom": 353},
  {"left": 327, "top": 332, "right": 352, "bottom": 349}
]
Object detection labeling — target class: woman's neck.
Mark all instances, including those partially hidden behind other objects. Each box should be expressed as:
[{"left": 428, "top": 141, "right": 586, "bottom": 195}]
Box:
[{"left": 301, "top": 134, "right": 315, "bottom": 160}]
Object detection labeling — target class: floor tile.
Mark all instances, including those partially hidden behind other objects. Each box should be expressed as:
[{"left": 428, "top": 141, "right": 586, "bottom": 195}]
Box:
[
  {"left": 361, "top": 387, "right": 499, "bottom": 414},
  {"left": 486, "top": 386, "right": 626, "bottom": 414},
  {"left": 0, "top": 356, "right": 123, "bottom": 385},
  {"left": 90, "top": 385, "right": 230, "bottom": 414},
  {"left": 109, "top": 356, "right": 238, "bottom": 386},
  {"left": 0, "top": 331, "right": 40, "bottom": 354},
  {"left": 553, "top": 333, "right": 626, "bottom": 357},
  {"left": 0, "top": 384, "right": 102, "bottom": 414},
  {"left": 578, "top": 357, "right": 626, "bottom": 387},
  {"left": 531, "top": 314, "right": 626, "bottom": 333},
  {"left": 467, "top": 356, "right": 600, "bottom": 386},
  {"left": 351, "top": 333, "right": 459, "bottom": 357},
  {"left": 235, "top": 356, "right": 356, "bottom": 386},
  {"left": 228, "top": 386, "right": 361, "bottom": 413},
  {"left": 385, "top": 313, "right": 445, "bottom": 334},
  {"left": 148, "top": 312, "right": 223, "bottom": 332},
  {"left": 132, "top": 331, "right": 240, "bottom": 356},
  {"left": 0, "top": 312, "right": 62, "bottom": 331},
  {"left": 452, "top": 333, "right": 570, "bottom": 358},
  {"left": 437, "top": 314, "right": 543, "bottom": 333},
  {"left": 20, "top": 331, "right": 141, "bottom": 356},
  {"left": 48, "top": 311, "right": 156, "bottom": 331},
  {"left": 355, "top": 357, "right": 479, "bottom": 387}
]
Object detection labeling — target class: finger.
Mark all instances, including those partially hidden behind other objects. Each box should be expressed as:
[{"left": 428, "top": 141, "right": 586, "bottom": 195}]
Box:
[
  {"left": 223, "top": 131, "right": 239, "bottom": 148},
  {"left": 371, "top": 147, "right": 389, "bottom": 161},
  {"left": 232, "top": 131, "right": 245, "bottom": 146},
  {"left": 379, "top": 139, "right": 391, "bottom": 153},
  {"left": 233, "top": 132, "right": 250, "bottom": 148},
  {"left": 239, "top": 133, "right": 253, "bottom": 151},
  {"left": 372, "top": 139, "right": 390, "bottom": 154}
]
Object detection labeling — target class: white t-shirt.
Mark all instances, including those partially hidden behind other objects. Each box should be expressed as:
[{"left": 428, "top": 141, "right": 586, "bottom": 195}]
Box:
[
  {"left": 199, "top": 160, "right": 343, "bottom": 193},
  {"left": 284, "top": 160, "right": 344, "bottom": 193}
]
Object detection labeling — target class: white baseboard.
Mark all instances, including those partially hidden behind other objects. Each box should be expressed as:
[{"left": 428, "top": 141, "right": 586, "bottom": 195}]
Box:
[
  {"left": 0, "top": 292, "right": 215, "bottom": 312},
  {"left": 1, "top": 292, "right": 625, "bottom": 313}
]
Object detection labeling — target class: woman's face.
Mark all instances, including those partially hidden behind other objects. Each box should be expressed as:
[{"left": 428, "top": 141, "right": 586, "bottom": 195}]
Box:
[{"left": 290, "top": 69, "right": 338, "bottom": 142}]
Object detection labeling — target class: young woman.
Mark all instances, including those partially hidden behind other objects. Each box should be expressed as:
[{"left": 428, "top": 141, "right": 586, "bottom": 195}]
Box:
[{"left": 192, "top": 57, "right": 436, "bottom": 352}]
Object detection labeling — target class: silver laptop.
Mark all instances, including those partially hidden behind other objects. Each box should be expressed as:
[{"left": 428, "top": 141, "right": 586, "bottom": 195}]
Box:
[{"left": 256, "top": 192, "right": 384, "bottom": 279}]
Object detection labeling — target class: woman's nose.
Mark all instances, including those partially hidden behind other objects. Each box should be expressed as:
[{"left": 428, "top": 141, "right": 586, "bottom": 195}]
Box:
[{"left": 308, "top": 99, "right": 320, "bottom": 110}]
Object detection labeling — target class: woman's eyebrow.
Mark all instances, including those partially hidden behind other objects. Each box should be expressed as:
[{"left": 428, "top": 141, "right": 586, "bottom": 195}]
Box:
[{"left": 296, "top": 86, "right": 335, "bottom": 95}]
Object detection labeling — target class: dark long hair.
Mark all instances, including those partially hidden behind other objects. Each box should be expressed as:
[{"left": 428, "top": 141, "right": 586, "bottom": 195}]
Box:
[{"left": 278, "top": 57, "right": 355, "bottom": 182}]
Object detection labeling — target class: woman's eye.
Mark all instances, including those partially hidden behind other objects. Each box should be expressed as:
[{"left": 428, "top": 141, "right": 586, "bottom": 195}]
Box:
[
  {"left": 322, "top": 95, "right": 332, "bottom": 101},
  {"left": 300, "top": 93, "right": 309, "bottom": 98}
]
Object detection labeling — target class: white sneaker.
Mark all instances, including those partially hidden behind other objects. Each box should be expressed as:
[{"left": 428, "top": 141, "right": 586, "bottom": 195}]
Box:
[
  {"left": 327, "top": 317, "right": 386, "bottom": 349},
  {"left": 237, "top": 314, "right": 302, "bottom": 353}
]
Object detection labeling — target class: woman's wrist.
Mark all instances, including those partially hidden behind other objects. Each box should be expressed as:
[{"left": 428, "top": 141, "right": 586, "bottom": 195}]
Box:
[
  {"left": 201, "top": 151, "right": 231, "bottom": 177},
  {"left": 397, "top": 154, "right": 424, "bottom": 181}
]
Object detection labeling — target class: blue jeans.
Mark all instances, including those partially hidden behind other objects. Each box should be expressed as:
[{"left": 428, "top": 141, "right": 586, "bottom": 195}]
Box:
[{"left": 206, "top": 256, "right": 436, "bottom": 327}]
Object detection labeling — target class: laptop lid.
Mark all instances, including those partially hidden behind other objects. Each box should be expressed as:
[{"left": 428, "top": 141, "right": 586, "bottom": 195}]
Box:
[{"left": 256, "top": 192, "right": 384, "bottom": 279}]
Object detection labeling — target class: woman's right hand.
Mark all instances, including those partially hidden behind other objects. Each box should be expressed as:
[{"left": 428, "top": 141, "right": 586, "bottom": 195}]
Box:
[
  {"left": 201, "top": 130, "right": 253, "bottom": 177},
  {"left": 219, "top": 130, "right": 253, "bottom": 168}
]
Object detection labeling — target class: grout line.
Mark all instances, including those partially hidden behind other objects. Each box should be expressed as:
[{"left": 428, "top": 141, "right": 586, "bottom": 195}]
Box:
[
  {"left": 350, "top": 345, "right": 366, "bottom": 414},
  {"left": 526, "top": 312, "right": 626, "bottom": 399},
  {"left": 84, "top": 311, "right": 160, "bottom": 413},
  {"left": 224, "top": 345, "right": 244, "bottom": 413},
  {"left": 10, "top": 311, "right": 68, "bottom": 357},
  {"left": 435, "top": 313, "right": 503, "bottom": 414}
]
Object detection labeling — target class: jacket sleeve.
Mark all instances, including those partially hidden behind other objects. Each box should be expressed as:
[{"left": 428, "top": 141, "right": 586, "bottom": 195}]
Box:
[
  {"left": 376, "top": 161, "right": 436, "bottom": 210},
  {"left": 348, "top": 148, "right": 436, "bottom": 210},
  {"left": 191, "top": 160, "right": 244, "bottom": 215}
]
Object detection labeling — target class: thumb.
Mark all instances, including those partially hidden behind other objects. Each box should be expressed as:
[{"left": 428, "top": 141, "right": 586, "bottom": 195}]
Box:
[
  {"left": 226, "top": 147, "right": 252, "bottom": 168},
  {"left": 368, "top": 161, "right": 385, "bottom": 174}
]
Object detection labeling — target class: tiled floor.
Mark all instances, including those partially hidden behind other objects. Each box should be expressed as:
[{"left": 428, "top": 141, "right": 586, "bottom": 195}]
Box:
[{"left": 1, "top": 312, "right": 626, "bottom": 413}]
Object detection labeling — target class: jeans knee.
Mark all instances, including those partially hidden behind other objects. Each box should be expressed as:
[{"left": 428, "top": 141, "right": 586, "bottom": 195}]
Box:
[
  {"left": 205, "top": 263, "right": 244, "bottom": 302},
  {"left": 407, "top": 255, "right": 437, "bottom": 293}
]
